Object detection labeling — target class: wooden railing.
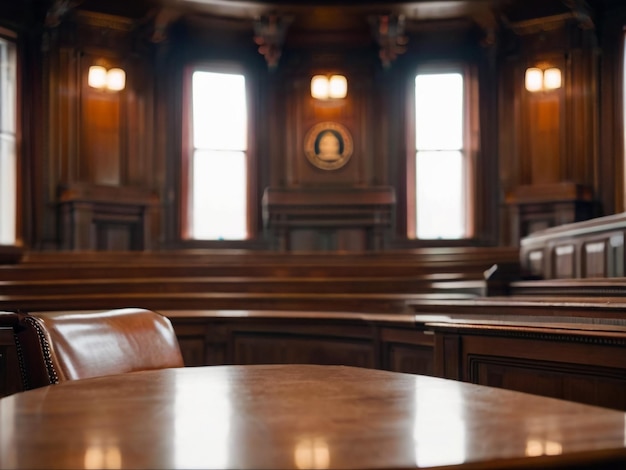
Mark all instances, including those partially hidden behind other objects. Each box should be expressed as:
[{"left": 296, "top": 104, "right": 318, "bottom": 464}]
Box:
[
  {"left": 403, "top": 214, "right": 626, "bottom": 411},
  {"left": 520, "top": 212, "right": 626, "bottom": 279}
]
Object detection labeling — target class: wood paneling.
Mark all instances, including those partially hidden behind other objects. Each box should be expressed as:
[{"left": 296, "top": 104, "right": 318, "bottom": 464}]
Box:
[
  {"left": 469, "top": 356, "right": 626, "bottom": 411},
  {"left": 81, "top": 88, "right": 121, "bottom": 185},
  {"left": 428, "top": 322, "right": 626, "bottom": 410},
  {"left": 380, "top": 327, "right": 434, "bottom": 376},
  {"left": 519, "top": 212, "right": 626, "bottom": 279},
  {"left": 169, "top": 313, "right": 433, "bottom": 375},
  {"left": 283, "top": 60, "right": 375, "bottom": 188},
  {"left": 234, "top": 333, "right": 375, "bottom": 367},
  {"left": 527, "top": 94, "right": 561, "bottom": 184},
  {"left": 6, "top": 0, "right": 625, "bottom": 251},
  {"left": 57, "top": 183, "right": 158, "bottom": 250},
  {"left": 262, "top": 186, "right": 395, "bottom": 250}
]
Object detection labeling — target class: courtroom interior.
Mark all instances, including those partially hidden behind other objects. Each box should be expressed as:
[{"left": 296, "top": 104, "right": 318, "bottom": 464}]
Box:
[{"left": 1, "top": 0, "right": 626, "bottom": 468}]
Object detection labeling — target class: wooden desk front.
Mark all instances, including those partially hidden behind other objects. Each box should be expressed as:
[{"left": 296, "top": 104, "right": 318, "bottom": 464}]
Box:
[{"left": 0, "top": 365, "right": 625, "bottom": 469}]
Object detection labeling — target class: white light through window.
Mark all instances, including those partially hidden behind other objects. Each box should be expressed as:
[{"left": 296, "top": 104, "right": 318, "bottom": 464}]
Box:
[
  {"left": 0, "top": 37, "right": 17, "bottom": 245},
  {"left": 190, "top": 71, "right": 247, "bottom": 240},
  {"left": 414, "top": 72, "right": 466, "bottom": 239}
]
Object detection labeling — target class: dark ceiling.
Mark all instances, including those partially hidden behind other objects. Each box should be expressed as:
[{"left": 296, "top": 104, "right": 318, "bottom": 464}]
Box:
[
  {"left": 74, "top": 0, "right": 607, "bottom": 32},
  {"left": 51, "top": 0, "right": 611, "bottom": 50}
]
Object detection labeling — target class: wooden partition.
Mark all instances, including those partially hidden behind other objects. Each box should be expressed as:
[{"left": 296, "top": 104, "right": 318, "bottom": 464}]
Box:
[
  {"left": 427, "top": 317, "right": 626, "bottom": 411},
  {"left": 0, "top": 246, "right": 519, "bottom": 397},
  {"left": 405, "top": 304, "right": 626, "bottom": 411},
  {"left": 167, "top": 310, "right": 434, "bottom": 375},
  {"left": 520, "top": 212, "right": 626, "bottom": 279},
  {"left": 403, "top": 214, "right": 626, "bottom": 411},
  {"left": 7, "top": 239, "right": 626, "bottom": 411}
]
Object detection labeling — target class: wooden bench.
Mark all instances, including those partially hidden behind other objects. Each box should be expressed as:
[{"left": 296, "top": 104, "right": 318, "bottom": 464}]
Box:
[{"left": 0, "top": 248, "right": 517, "bottom": 312}]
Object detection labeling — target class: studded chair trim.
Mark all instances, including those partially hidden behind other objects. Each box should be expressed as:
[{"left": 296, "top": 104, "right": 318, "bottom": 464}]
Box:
[{"left": 15, "top": 316, "right": 60, "bottom": 389}]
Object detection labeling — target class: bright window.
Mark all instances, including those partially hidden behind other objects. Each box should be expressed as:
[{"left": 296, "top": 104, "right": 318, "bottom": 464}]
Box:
[
  {"left": 413, "top": 72, "right": 468, "bottom": 239},
  {"left": 0, "top": 37, "right": 16, "bottom": 245},
  {"left": 188, "top": 71, "right": 247, "bottom": 240}
]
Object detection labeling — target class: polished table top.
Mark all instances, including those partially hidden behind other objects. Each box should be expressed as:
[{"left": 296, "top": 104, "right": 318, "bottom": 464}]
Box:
[{"left": 1, "top": 364, "right": 625, "bottom": 469}]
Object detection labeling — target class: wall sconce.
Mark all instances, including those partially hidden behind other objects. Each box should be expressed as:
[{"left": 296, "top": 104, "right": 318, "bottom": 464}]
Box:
[
  {"left": 525, "top": 67, "right": 561, "bottom": 92},
  {"left": 311, "top": 75, "right": 347, "bottom": 100},
  {"left": 88, "top": 65, "right": 126, "bottom": 91}
]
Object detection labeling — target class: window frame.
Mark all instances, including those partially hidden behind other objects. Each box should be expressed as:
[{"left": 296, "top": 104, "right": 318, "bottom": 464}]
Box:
[
  {"left": 406, "top": 61, "right": 477, "bottom": 241},
  {"left": 180, "top": 61, "right": 259, "bottom": 245},
  {"left": 0, "top": 27, "right": 21, "bottom": 260}
]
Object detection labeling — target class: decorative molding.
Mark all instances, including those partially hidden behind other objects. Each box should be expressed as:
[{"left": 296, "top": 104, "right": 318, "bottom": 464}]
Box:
[
  {"left": 467, "top": 354, "right": 626, "bottom": 384},
  {"left": 433, "top": 323, "right": 626, "bottom": 346},
  {"left": 149, "top": 7, "right": 182, "bottom": 43},
  {"left": 74, "top": 10, "right": 135, "bottom": 32},
  {"left": 303, "top": 122, "right": 354, "bottom": 171},
  {"left": 45, "top": 0, "right": 83, "bottom": 28},
  {"left": 502, "top": 2, "right": 594, "bottom": 36}
]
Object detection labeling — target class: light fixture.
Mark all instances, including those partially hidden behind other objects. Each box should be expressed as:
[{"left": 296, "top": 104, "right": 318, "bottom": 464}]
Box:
[
  {"left": 88, "top": 65, "right": 126, "bottom": 91},
  {"left": 310, "top": 75, "right": 347, "bottom": 100},
  {"left": 106, "top": 68, "right": 126, "bottom": 91},
  {"left": 543, "top": 67, "right": 562, "bottom": 90},
  {"left": 88, "top": 66, "right": 107, "bottom": 89},
  {"left": 525, "top": 66, "right": 561, "bottom": 92}
]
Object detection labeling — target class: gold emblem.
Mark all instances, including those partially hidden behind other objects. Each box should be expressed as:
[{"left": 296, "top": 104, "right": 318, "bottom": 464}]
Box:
[{"left": 304, "top": 122, "right": 353, "bottom": 170}]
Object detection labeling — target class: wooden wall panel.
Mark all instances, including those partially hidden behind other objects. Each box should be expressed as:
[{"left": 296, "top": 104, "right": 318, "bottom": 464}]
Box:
[
  {"left": 527, "top": 95, "right": 561, "bottom": 184},
  {"left": 170, "top": 316, "right": 438, "bottom": 376},
  {"left": 566, "top": 48, "right": 599, "bottom": 187},
  {"left": 451, "top": 329, "right": 626, "bottom": 410},
  {"left": 500, "top": 19, "right": 601, "bottom": 245},
  {"left": 380, "top": 327, "right": 435, "bottom": 376},
  {"left": 519, "top": 213, "right": 626, "bottom": 279},
  {"left": 80, "top": 90, "right": 121, "bottom": 185},
  {"left": 552, "top": 243, "right": 576, "bottom": 278},
  {"left": 233, "top": 333, "right": 375, "bottom": 367},
  {"left": 125, "top": 77, "right": 154, "bottom": 186},
  {"left": 385, "top": 343, "right": 433, "bottom": 375},
  {"left": 469, "top": 356, "right": 626, "bottom": 411},
  {"left": 582, "top": 239, "right": 607, "bottom": 278},
  {"left": 280, "top": 56, "right": 376, "bottom": 189},
  {"left": 8, "top": 1, "right": 625, "bottom": 251}
]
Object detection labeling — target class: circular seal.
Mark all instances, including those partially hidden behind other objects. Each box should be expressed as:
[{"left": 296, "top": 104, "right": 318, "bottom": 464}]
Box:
[{"left": 304, "top": 122, "right": 353, "bottom": 170}]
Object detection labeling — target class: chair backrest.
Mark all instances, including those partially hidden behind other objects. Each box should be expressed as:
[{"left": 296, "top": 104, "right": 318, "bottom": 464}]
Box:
[{"left": 11, "top": 308, "right": 184, "bottom": 390}]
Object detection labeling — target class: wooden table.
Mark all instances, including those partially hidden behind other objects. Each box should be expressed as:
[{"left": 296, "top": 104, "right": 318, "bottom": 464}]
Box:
[{"left": 0, "top": 364, "right": 625, "bottom": 469}]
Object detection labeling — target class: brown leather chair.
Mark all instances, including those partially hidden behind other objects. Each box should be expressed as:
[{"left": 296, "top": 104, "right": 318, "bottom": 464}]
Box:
[{"left": 10, "top": 308, "right": 184, "bottom": 390}]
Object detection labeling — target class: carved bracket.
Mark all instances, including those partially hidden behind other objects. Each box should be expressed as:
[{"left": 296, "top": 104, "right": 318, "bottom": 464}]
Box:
[
  {"left": 45, "top": 0, "right": 83, "bottom": 28},
  {"left": 368, "top": 14, "right": 408, "bottom": 68},
  {"left": 253, "top": 14, "right": 293, "bottom": 69}
]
